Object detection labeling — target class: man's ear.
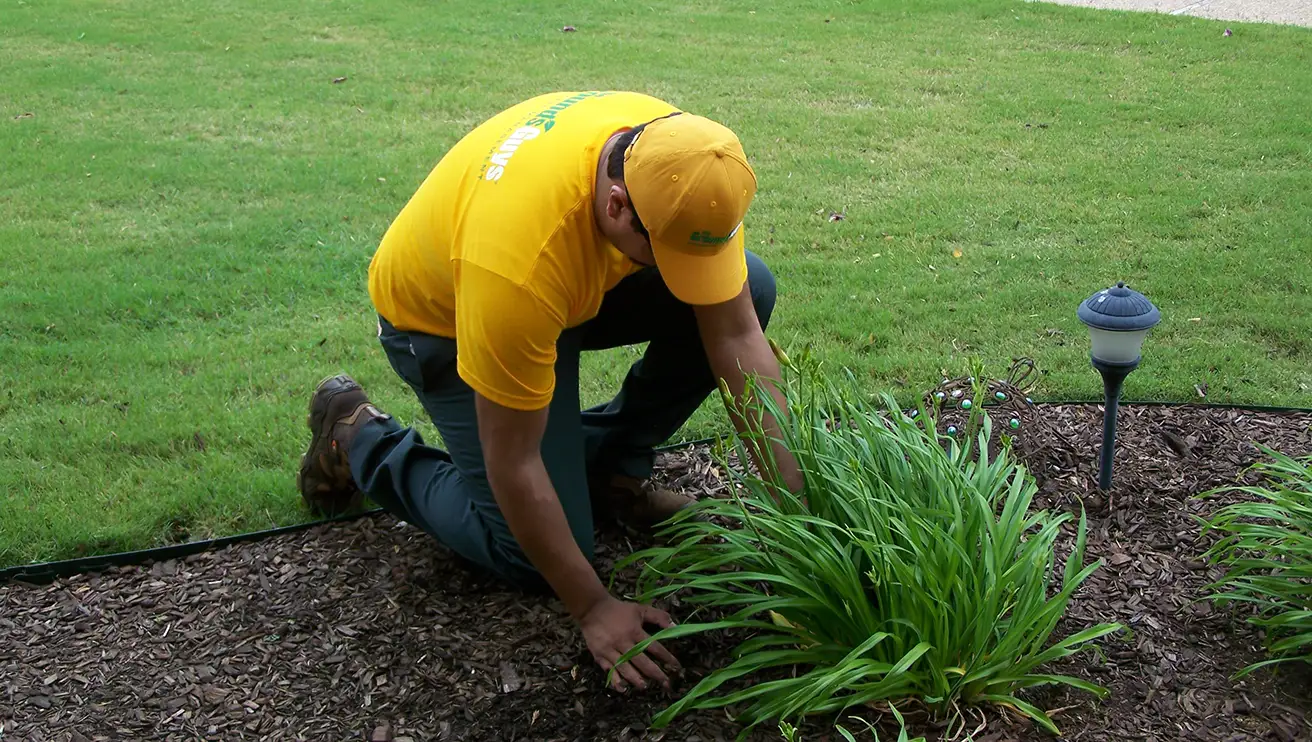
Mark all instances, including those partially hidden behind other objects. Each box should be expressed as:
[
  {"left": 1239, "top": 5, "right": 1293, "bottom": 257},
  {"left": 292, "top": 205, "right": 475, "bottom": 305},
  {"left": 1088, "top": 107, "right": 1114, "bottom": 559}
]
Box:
[{"left": 606, "top": 184, "right": 630, "bottom": 221}]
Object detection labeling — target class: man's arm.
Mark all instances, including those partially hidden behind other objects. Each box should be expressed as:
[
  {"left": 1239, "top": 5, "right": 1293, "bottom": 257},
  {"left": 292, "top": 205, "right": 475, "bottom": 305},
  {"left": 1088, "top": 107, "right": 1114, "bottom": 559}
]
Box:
[
  {"left": 693, "top": 284, "right": 805, "bottom": 498},
  {"left": 474, "top": 394, "right": 681, "bottom": 691}
]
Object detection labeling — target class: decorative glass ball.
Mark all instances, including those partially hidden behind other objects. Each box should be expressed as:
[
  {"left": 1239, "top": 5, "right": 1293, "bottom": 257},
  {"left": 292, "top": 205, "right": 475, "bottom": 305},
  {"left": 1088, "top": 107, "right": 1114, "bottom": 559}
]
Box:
[
  {"left": 961, "top": 400, "right": 972, "bottom": 410},
  {"left": 995, "top": 391, "right": 1007, "bottom": 401},
  {"left": 1026, "top": 397, "right": 1034, "bottom": 404},
  {"left": 1009, "top": 418, "right": 1020, "bottom": 430},
  {"left": 947, "top": 426, "right": 957, "bottom": 435},
  {"left": 935, "top": 392, "right": 946, "bottom": 401},
  {"left": 951, "top": 389, "right": 963, "bottom": 398}
]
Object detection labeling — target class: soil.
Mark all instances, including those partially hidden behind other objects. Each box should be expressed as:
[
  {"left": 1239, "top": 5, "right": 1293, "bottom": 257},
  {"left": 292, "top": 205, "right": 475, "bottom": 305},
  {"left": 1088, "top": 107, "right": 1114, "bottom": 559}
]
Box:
[{"left": 3, "top": 403, "right": 1312, "bottom": 742}]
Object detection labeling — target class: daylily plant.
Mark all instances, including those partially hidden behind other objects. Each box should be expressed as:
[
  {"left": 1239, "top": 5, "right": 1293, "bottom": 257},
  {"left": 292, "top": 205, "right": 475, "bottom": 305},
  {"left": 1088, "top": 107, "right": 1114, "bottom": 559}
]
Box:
[{"left": 614, "top": 346, "right": 1123, "bottom": 738}]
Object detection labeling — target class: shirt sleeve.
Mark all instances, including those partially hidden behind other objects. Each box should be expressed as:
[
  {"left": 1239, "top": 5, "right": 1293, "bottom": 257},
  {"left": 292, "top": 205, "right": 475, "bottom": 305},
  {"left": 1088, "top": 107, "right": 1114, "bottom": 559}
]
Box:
[{"left": 453, "top": 261, "right": 565, "bottom": 411}]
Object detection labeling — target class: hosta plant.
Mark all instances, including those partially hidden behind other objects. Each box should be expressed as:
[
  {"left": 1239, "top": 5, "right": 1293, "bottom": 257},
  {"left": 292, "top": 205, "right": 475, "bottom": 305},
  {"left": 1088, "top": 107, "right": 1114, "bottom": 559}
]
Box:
[
  {"left": 613, "top": 349, "right": 1122, "bottom": 738},
  {"left": 1198, "top": 446, "right": 1312, "bottom": 678}
]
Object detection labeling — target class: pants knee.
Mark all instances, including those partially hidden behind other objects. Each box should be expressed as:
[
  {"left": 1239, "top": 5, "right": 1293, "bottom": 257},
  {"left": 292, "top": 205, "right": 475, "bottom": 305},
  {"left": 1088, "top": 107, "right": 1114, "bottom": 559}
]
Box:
[
  {"left": 576, "top": 539, "right": 596, "bottom": 563},
  {"left": 745, "top": 251, "right": 777, "bottom": 330}
]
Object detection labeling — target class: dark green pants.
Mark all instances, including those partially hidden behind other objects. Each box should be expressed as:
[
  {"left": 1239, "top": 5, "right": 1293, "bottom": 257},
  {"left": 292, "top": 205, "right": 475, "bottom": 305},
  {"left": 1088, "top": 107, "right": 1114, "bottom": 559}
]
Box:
[{"left": 348, "top": 252, "right": 776, "bottom": 587}]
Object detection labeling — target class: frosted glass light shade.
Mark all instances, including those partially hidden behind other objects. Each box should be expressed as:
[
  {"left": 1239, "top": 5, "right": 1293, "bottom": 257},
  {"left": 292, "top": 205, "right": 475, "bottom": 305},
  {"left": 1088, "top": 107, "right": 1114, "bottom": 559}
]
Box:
[{"left": 1088, "top": 326, "right": 1150, "bottom": 365}]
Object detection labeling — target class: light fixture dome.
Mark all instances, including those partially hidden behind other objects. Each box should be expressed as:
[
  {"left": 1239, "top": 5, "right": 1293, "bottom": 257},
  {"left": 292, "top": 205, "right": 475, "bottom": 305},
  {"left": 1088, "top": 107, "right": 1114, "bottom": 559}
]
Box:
[{"left": 1078, "top": 282, "right": 1162, "bottom": 366}]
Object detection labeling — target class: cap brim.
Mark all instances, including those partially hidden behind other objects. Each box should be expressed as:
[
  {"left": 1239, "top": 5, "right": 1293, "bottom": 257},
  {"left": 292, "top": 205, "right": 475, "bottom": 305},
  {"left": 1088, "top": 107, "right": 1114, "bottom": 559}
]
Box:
[{"left": 651, "top": 229, "right": 748, "bottom": 306}]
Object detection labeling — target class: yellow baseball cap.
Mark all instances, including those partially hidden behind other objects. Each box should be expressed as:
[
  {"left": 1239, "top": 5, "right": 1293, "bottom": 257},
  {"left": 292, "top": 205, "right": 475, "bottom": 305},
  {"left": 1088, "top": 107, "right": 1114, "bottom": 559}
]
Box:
[{"left": 624, "top": 113, "right": 757, "bottom": 306}]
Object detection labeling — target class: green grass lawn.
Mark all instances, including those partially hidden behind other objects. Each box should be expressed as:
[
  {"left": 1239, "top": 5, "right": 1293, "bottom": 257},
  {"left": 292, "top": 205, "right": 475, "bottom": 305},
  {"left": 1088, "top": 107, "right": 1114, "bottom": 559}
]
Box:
[{"left": 2, "top": 0, "right": 1310, "bottom": 568}]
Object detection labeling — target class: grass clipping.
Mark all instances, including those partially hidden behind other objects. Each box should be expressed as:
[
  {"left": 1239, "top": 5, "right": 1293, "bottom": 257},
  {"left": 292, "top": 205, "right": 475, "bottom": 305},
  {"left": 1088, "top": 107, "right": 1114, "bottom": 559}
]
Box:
[{"left": 614, "top": 348, "right": 1123, "bottom": 737}]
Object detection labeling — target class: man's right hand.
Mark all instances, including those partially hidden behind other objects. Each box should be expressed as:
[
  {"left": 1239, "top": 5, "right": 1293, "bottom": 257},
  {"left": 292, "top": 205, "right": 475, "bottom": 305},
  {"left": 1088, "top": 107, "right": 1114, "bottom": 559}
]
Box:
[
  {"left": 474, "top": 392, "right": 683, "bottom": 694},
  {"left": 579, "top": 596, "right": 682, "bottom": 692}
]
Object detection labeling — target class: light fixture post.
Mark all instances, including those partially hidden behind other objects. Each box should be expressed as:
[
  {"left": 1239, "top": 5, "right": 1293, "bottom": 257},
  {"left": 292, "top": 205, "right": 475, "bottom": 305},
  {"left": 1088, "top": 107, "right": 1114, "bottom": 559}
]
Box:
[
  {"left": 1078, "top": 282, "right": 1161, "bottom": 493},
  {"left": 1092, "top": 358, "right": 1136, "bottom": 492}
]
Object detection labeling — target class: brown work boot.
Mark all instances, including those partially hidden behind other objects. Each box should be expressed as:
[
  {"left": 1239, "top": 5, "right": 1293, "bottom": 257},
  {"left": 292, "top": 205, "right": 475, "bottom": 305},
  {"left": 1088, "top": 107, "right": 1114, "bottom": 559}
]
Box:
[
  {"left": 297, "top": 374, "right": 390, "bottom": 517},
  {"left": 593, "top": 474, "right": 697, "bottom": 528}
]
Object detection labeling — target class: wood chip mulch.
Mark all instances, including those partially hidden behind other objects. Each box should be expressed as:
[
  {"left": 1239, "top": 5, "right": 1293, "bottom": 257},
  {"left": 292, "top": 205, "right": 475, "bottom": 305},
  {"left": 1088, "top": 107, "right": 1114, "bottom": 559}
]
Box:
[{"left": 3, "top": 403, "right": 1311, "bottom": 742}]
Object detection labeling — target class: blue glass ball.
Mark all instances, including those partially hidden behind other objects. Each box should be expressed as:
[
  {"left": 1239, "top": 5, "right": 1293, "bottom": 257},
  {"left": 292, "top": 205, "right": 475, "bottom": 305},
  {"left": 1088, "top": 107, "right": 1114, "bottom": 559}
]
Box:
[{"left": 947, "top": 426, "right": 957, "bottom": 435}]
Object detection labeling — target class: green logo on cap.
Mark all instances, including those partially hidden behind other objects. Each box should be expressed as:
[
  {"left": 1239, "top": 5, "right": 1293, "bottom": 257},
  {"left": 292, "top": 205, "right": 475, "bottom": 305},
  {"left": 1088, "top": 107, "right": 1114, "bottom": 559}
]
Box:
[
  {"left": 689, "top": 223, "right": 742, "bottom": 247},
  {"left": 690, "top": 230, "right": 734, "bottom": 246}
]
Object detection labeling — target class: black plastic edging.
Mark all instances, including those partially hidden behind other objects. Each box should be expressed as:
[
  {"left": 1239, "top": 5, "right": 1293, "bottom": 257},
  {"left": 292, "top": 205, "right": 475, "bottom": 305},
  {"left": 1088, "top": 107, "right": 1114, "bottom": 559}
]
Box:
[
  {"left": 0, "top": 508, "right": 391, "bottom": 586},
  {"left": 0, "top": 437, "right": 724, "bottom": 586},
  {"left": 1030, "top": 399, "right": 1312, "bottom": 414},
  {"left": 5, "top": 399, "right": 1311, "bottom": 586}
]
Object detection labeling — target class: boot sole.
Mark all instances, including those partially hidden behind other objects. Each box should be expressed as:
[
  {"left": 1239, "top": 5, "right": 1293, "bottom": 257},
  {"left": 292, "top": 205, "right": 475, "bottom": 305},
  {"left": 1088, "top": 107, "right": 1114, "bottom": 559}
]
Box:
[{"left": 296, "top": 374, "right": 361, "bottom": 513}]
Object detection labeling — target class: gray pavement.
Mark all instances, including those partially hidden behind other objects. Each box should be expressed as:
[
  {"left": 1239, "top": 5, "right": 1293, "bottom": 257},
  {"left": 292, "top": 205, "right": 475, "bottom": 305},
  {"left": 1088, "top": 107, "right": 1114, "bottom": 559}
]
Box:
[{"left": 1037, "top": 0, "right": 1312, "bottom": 27}]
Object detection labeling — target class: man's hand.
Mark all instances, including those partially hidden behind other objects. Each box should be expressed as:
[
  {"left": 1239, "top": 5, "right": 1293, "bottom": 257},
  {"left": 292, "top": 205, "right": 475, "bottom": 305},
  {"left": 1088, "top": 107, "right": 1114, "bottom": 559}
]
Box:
[
  {"left": 579, "top": 596, "right": 681, "bottom": 692},
  {"left": 475, "top": 393, "right": 682, "bottom": 691}
]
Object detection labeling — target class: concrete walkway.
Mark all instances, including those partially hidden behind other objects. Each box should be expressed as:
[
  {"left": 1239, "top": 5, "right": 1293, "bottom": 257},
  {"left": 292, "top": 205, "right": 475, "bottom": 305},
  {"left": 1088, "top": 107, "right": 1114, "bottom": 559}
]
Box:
[{"left": 1038, "top": 0, "right": 1312, "bottom": 27}]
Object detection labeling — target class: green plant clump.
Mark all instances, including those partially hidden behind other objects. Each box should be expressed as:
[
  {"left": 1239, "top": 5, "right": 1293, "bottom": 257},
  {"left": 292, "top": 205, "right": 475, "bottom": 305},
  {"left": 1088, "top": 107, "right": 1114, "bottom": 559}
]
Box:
[
  {"left": 1198, "top": 446, "right": 1312, "bottom": 678},
  {"left": 780, "top": 705, "right": 927, "bottom": 742},
  {"left": 614, "top": 350, "right": 1123, "bottom": 738}
]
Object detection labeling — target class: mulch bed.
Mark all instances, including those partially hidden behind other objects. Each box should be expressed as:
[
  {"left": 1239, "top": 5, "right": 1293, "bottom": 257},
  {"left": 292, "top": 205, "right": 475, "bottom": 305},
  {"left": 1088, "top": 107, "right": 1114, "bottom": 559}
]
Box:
[{"left": 3, "top": 403, "right": 1312, "bottom": 742}]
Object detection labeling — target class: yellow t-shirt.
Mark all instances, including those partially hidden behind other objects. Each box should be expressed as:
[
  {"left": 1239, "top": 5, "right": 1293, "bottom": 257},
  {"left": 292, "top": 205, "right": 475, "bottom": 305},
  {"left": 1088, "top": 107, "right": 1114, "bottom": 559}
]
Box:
[{"left": 367, "top": 91, "right": 681, "bottom": 411}]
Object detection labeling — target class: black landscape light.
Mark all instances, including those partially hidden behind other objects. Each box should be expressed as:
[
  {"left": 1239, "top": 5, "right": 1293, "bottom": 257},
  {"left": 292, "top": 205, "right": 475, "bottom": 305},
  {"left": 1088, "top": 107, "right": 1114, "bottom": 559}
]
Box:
[{"left": 1078, "top": 281, "right": 1162, "bottom": 492}]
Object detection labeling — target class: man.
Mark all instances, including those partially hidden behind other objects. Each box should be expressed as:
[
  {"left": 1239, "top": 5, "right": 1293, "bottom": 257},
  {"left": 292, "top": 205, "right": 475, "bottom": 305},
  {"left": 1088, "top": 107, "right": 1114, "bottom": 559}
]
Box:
[{"left": 297, "top": 90, "right": 802, "bottom": 695}]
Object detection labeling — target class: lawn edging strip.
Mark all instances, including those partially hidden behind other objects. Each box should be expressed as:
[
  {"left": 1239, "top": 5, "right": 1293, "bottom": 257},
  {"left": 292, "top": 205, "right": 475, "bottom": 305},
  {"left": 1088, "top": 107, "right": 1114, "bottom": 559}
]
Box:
[
  {"left": 0, "top": 438, "right": 719, "bottom": 585},
  {"left": 0, "top": 507, "right": 387, "bottom": 585},
  {"left": 8, "top": 399, "right": 1311, "bottom": 585}
]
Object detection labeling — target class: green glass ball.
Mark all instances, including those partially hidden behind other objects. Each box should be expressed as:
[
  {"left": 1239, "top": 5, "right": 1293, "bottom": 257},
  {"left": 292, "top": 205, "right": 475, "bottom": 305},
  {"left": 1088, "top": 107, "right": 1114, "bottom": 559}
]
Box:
[
  {"left": 1009, "top": 418, "right": 1020, "bottom": 430},
  {"left": 995, "top": 391, "right": 1007, "bottom": 400},
  {"left": 961, "top": 400, "right": 972, "bottom": 410}
]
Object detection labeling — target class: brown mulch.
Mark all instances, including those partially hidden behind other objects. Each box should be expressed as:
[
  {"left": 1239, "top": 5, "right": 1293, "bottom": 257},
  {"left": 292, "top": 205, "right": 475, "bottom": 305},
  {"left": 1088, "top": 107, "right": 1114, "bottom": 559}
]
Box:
[
  {"left": 995, "top": 404, "right": 1312, "bottom": 742},
  {"left": 3, "top": 404, "right": 1312, "bottom": 742}
]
